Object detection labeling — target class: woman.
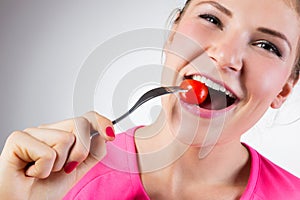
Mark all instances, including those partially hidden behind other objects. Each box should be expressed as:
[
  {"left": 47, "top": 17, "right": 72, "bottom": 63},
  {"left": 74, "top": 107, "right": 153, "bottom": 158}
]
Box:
[{"left": 1, "top": 0, "right": 300, "bottom": 199}]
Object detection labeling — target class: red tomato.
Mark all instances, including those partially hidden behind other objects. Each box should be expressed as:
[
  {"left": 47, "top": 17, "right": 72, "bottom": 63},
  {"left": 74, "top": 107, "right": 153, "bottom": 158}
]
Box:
[{"left": 179, "top": 79, "right": 208, "bottom": 104}]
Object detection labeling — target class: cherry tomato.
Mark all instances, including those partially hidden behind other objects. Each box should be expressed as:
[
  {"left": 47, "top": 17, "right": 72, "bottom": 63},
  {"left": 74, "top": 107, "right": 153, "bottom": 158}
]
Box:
[{"left": 179, "top": 79, "right": 208, "bottom": 104}]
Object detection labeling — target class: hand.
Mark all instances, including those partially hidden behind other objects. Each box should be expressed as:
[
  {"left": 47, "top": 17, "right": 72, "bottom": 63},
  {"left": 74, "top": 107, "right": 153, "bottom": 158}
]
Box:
[{"left": 0, "top": 111, "right": 114, "bottom": 200}]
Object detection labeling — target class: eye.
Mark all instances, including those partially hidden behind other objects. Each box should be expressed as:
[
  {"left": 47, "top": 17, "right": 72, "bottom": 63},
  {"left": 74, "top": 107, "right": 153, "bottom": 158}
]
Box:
[
  {"left": 252, "top": 40, "right": 282, "bottom": 57},
  {"left": 199, "top": 14, "right": 223, "bottom": 29}
]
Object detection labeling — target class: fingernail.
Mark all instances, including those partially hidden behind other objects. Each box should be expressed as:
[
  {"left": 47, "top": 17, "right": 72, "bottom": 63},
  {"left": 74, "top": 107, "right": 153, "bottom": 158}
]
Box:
[
  {"left": 64, "top": 161, "right": 79, "bottom": 174},
  {"left": 106, "top": 126, "right": 115, "bottom": 138}
]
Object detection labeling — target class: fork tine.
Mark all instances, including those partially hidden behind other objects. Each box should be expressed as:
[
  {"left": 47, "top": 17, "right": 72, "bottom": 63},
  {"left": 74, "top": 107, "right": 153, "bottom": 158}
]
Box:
[{"left": 164, "top": 86, "right": 188, "bottom": 93}]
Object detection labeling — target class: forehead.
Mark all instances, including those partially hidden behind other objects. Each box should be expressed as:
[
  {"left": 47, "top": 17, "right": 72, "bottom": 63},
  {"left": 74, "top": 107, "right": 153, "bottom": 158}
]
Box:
[
  {"left": 184, "top": 0, "right": 300, "bottom": 38},
  {"left": 282, "top": 0, "right": 300, "bottom": 15},
  {"left": 185, "top": 0, "right": 298, "bottom": 14}
]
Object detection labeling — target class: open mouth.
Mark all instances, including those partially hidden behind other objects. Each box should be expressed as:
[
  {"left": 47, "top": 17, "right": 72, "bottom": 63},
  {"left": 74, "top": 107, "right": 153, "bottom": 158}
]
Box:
[{"left": 183, "top": 75, "right": 238, "bottom": 110}]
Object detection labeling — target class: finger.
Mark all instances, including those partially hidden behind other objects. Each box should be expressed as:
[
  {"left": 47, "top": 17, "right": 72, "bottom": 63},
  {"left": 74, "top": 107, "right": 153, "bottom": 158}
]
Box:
[
  {"left": 39, "top": 111, "right": 115, "bottom": 141},
  {"left": 82, "top": 111, "right": 115, "bottom": 141},
  {"left": 38, "top": 117, "right": 94, "bottom": 169},
  {"left": 89, "top": 134, "right": 107, "bottom": 161},
  {"left": 37, "top": 111, "right": 115, "bottom": 172},
  {"left": 63, "top": 113, "right": 115, "bottom": 172},
  {"left": 38, "top": 119, "right": 74, "bottom": 132},
  {"left": 63, "top": 117, "right": 91, "bottom": 170},
  {"left": 23, "top": 127, "right": 75, "bottom": 172},
  {"left": 1, "top": 131, "right": 56, "bottom": 179}
]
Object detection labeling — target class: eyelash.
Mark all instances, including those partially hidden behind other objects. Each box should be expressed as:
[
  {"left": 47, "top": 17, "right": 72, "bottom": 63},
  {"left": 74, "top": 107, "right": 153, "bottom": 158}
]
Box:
[
  {"left": 198, "top": 14, "right": 223, "bottom": 30},
  {"left": 199, "top": 14, "right": 283, "bottom": 58},
  {"left": 252, "top": 40, "right": 282, "bottom": 57}
]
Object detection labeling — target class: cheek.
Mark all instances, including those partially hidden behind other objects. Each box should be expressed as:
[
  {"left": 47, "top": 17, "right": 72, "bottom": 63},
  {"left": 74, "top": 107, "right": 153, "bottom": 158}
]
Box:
[
  {"left": 244, "top": 58, "right": 290, "bottom": 101},
  {"left": 176, "top": 20, "right": 199, "bottom": 38},
  {"left": 162, "top": 21, "right": 208, "bottom": 84},
  {"left": 175, "top": 20, "right": 216, "bottom": 48}
]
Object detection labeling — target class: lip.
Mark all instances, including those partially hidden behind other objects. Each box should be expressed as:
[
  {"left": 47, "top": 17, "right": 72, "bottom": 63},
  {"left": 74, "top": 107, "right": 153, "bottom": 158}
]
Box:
[
  {"left": 179, "top": 72, "right": 240, "bottom": 118},
  {"left": 180, "top": 99, "right": 238, "bottom": 119}
]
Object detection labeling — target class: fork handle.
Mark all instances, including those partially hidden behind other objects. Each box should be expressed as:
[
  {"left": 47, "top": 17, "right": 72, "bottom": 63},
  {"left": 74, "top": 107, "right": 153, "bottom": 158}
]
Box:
[
  {"left": 90, "top": 86, "right": 186, "bottom": 137},
  {"left": 112, "top": 87, "right": 170, "bottom": 124},
  {"left": 112, "top": 86, "right": 185, "bottom": 125}
]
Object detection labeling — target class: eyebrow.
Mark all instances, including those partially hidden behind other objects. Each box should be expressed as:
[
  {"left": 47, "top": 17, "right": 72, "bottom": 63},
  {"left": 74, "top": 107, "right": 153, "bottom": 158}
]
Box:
[
  {"left": 195, "top": 1, "right": 232, "bottom": 17},
  {"left": 257, "top": 27, "right": 292, "bottom": 51},
  {"left": 194, "top": 1, "right": 292, "bottom": 51}
]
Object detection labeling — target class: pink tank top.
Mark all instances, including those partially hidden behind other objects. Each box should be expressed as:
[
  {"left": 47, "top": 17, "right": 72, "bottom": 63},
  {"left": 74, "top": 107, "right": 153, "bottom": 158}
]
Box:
[{"left": 64, "top": 127, "right": 300, "bottom": 199}]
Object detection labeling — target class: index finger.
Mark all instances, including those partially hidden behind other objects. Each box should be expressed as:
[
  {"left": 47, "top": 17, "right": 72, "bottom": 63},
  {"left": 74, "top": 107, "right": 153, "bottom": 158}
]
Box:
[{"left": 39, "top": 111, "right": 115, "bottom": 141}]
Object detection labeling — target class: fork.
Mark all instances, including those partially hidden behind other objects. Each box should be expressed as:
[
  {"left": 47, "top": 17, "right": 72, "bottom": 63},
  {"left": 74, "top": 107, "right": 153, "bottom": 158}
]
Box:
[{"left": 112, "top": 86, "right": 187, "bottom": 125}]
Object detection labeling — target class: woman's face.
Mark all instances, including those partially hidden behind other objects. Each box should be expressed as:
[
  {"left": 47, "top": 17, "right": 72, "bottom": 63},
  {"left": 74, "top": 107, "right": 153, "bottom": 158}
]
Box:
[{"left": 162, "top": 0, "right": 300, "bottom": 145}]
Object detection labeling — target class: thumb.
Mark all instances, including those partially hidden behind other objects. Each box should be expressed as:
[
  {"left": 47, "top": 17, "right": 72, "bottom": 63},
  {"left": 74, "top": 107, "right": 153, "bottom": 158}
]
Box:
[{"left": 83, "top": 111, "right": 116, "bottom": 141}]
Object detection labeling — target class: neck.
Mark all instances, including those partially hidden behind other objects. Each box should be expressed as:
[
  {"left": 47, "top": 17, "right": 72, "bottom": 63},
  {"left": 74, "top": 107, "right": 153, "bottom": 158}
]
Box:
[
  {"left": 135, "top": 112, "right": 251, "bottom": 186},
  {"left": 174, "top": 139, "right": 250, "bottom": 185}
]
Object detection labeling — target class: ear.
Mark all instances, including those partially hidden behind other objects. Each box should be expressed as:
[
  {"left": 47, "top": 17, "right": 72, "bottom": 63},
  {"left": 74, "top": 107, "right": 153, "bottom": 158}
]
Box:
[
  {"left": 270, "top": 80, "right": 295, "bottom": 109},
  {"left": 165, "top": 8, "right": 181, "bottom": 44},
  {"left": 166, "top": 25, "right": 178, "bottom": 45}
]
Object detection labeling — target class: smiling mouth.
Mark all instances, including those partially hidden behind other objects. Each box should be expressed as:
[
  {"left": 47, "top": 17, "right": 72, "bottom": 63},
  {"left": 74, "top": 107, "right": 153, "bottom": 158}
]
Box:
[{"left": 184, "top": 75, "right": 238, "bottom": 110}]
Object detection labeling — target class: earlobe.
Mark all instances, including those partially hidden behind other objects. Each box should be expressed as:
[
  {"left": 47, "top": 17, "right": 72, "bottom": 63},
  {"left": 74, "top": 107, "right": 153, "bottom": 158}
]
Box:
[
  {"left": 270, "top": 81, "right": 294, "bottom": 109},
  {"left": 270, "top": 97, "right": 283, "bottom": 109}
]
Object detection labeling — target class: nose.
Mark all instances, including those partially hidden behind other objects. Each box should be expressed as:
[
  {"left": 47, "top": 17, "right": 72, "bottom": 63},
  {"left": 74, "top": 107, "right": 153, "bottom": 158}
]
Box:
[{"left": 207, "top": 32, "right": 244, "bottom": 73}]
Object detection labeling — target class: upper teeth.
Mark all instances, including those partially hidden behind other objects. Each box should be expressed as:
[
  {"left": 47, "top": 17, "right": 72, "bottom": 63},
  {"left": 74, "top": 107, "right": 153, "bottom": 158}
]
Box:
[{"left": 192, "top": 75, "right": 235, "bottom": 98}]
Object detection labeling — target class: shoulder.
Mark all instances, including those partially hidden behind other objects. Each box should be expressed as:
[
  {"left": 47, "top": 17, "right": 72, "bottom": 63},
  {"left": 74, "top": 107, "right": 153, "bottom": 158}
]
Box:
[
  {"left": 244, "top": 144, "right": 300, "bottom": 199},
  {"left": 257, "top": 153, "right": 300, "bottom": 198}
]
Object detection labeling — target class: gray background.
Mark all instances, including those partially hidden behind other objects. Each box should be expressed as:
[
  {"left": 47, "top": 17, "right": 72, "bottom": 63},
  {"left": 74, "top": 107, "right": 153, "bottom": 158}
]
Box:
[{"left": 0, "top": 0, "right": 299, "bottom": 177}]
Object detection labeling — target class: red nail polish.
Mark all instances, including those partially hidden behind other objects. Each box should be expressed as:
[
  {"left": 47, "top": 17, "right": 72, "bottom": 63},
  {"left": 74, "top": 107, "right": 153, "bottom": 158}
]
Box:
[
  {"left": 64, "top": 161, "right": 79, "bottom": 174},
  {"left": 106, "top": 126, "right": 115, "bottom": 138}
]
